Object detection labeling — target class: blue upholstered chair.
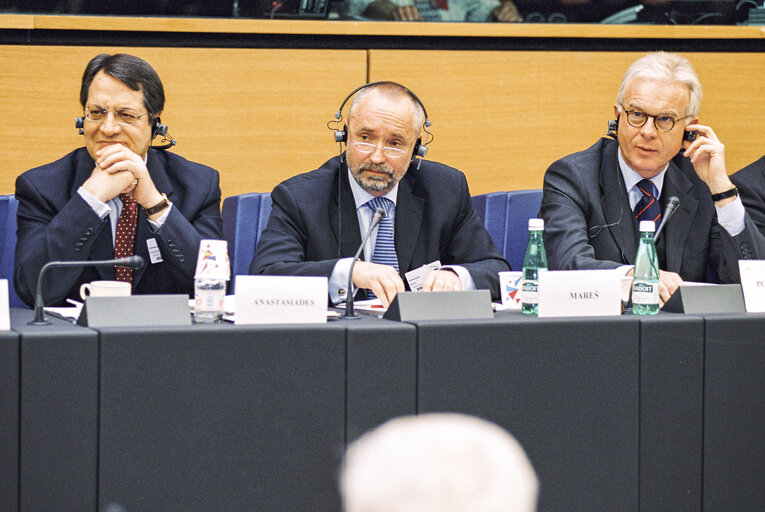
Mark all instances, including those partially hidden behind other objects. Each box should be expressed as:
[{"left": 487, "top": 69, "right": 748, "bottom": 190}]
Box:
[
  {"left": 471, "top": 189, "right": 543, "bottom": 272},
  {"left": 221, "top": 192, "right": 272, "bottom": 290},
  {"left": 0, "top": 195, "right": 25, "bottom": 308}
]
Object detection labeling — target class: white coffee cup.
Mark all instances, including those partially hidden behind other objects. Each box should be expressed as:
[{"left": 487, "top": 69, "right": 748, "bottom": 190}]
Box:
[
  {"left": 79, "top": 280, "right": 131, "bottom": 300},
  {"left": 498, "top": 271, "right": 524, "bottom": 309}
]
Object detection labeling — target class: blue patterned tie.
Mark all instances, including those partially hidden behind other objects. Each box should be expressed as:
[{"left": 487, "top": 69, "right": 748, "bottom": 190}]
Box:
[
  {"left": 634, "top": 179, "right": 662, "bottom": 224},
  {"left": 366, "top": 196, "right": 399, "bottom": 272}
]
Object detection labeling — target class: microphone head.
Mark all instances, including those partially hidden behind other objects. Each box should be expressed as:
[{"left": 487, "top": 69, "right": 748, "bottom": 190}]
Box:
[
  {"left": 668, "top": 196, "right": 680, "bottom": 209},
  {"left": 374, "top": 206, "right": 386, "bottom": 219},
  {"left": 115, "top": 255, "right": 145, "bottom": 269}
]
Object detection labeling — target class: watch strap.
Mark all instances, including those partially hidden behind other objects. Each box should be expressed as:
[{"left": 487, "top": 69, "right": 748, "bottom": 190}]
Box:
[
  {"left": 144, "top": 193, "right": 169, "bottom": 216},
  {"left": 710, "top": 187, "right": 738, "bottom": 202}
]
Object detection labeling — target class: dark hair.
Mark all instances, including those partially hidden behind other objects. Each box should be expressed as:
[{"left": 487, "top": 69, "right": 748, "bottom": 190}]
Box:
[{"left": 80, "top": 54, "right": 165, "bottom": 120}]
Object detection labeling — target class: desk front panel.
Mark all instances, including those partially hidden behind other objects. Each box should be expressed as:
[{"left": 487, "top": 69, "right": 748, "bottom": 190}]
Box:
[
  {"left": 415, "top": 313, "right": 640, "bottom": 511},
  {"left": 702, "top": 314, "right": 765, "bottom": 511},
  {"left": 98, "top": 323, "right": 347, "bottom": 512}
]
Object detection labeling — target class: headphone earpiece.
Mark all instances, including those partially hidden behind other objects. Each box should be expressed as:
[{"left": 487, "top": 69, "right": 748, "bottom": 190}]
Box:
[
  {"left": 75, "top": 116, "right": 84, "bottom": 135},
  {"left": 606, "top": 118, "right": 618, "bottom": 139},
  {"left": 413, "top": 138, "right": 427, "bottom": 159},
  {"left": 334, "top": 125, "right": 347, "bottom": 144},
  {"left": 152, "top": 117, "right": 168, "bottom": 139}
]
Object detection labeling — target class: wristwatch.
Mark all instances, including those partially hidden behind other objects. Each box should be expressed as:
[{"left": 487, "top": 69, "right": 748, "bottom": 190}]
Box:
[
  {"left": 144, "top": 193, "right": 170, "bottom": 215},
  {"left": 710, "top": 187, "right": 738, "bottom": 202}
]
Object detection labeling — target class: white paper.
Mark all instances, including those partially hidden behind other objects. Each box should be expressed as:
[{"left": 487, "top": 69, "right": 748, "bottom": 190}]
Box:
[
  {"left": 538, "top": 270, "right": 621, "bottom": 317},
  {"left": 739, "top": 260, "right": 765, "bottom": 313},
  {"left": 234, "top": 275, "right": 328, "bottom": 324},
  {"left": 405, "top": 260, "right": 441, "bottom": 292}
]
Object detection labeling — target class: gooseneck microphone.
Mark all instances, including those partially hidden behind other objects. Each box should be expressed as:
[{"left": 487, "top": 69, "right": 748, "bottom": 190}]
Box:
[
  {"left": 340, "top": 207, "right": 385, "bottom": 320},
  {"left": 654, "top": 196, "right": 680, "bottom": 243},
  {"left": 29, "top": 255, "right": 145, "bottom": 325}
]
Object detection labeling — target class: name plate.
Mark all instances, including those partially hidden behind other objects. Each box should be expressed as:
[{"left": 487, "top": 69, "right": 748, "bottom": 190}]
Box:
[
  {"left": 235, "top": 275, "right": 327, "bottom": 324},
  {"left": 739, "top": 260, "right": 765, "bottom": 313},
  {"left": 538, "top": 270, "right": 621, "bottom": 317},
  {"left": 0, "top": 280, "right": 9, "bottom": 331}
]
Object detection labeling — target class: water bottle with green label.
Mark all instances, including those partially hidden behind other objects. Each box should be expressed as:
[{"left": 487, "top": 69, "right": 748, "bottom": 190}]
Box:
[
  {"left": 521, "top": 218, "right": 547, "bottom": 315},
  {"left": 632, "top": 220, "right": 660, "bottom": 315}
]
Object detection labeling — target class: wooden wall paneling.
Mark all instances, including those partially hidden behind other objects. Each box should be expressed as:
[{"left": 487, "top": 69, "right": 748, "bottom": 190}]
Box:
[
  {"left": 368, "top": 50, "right": 765, "bottom": 195},
  {"left": 0, "top": 46, "right": 368, "bottom": 201}
]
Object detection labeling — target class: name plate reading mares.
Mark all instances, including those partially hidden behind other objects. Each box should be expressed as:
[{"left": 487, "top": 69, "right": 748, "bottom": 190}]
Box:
[
  {"left": 538, "top": 270, "right": 621, "bottom": 317},
  {"left": 235, "top": 275, "right": 328, "bottom": 324},
  {"left": 739, "top": 260, "right": 765, "bottom": 313}
]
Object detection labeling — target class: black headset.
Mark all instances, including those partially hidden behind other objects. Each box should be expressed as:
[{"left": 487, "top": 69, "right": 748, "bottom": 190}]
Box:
[
  {"left": 329, "top": 81, "right": 433, "bottom": 160},
  {"left": 75, "top": 115, "right": 176, "bottom": 149}
]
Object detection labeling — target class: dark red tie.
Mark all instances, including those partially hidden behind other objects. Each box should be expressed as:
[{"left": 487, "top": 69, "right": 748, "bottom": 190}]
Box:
[{"left": 114, "top": 193, "right": 137, "bottom": 283}]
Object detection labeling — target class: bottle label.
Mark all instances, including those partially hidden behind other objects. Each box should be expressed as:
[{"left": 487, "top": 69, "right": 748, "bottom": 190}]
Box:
[
  {"left": 632, "top": 280, "right": 659, "bottom": 305},
  {"left": 521, "top": 280, "right": 539, "bottom": 305},
  {"left": 195, "top": 288, "right": 225, "bottom": 313}
]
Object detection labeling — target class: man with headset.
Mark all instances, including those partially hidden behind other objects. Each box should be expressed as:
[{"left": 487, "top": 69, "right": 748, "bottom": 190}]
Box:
[
  {"left": 14, "top": 53, "right": 224, "bottom": 307},
  {"left": 251, "top": 81, "right": 508, "bottom": 307},
  {"left": 539, "top": 52, "right": 761, "bottom": 307}
]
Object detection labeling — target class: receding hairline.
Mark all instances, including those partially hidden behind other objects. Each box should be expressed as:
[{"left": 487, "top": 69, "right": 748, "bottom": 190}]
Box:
[{"left": 346, "top": 83, "right": 425, "bottom": 134}]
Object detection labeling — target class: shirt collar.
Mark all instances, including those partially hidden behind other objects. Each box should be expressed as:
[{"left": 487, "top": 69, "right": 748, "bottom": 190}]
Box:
[{"left": 617, "top": 147, "right": 667, "bottom": 197}]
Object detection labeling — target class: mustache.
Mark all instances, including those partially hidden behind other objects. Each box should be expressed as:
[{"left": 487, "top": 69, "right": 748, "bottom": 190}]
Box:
[{"left": 359, "top": 162, "right": 394, "bottom": 176}]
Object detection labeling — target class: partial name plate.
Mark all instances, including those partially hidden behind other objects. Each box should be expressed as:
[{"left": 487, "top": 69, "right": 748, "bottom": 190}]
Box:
[
  {"left": 538, "top": 270, "right": 621, "bottom": 317},
  {"left": 235, "top": 275, "right": 328, "bottom": 324},
  {"left": 739, "top": 260, "right": 765, "bottom": 313},
  {"left": 0, "top": 280, "right": 9, "bottom": 330}
]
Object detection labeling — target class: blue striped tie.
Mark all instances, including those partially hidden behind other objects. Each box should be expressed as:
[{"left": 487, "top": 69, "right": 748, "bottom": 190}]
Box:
[
  {"left": 367, "top": 196, "right": 399, "bottom": 271},
  {"left": 634, "top": 178, "right": 662, "bottom": 224}
]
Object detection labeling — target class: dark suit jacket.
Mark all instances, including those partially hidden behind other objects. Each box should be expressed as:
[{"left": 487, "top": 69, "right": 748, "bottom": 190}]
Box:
[
  {"left": 731, "top": 156, "right": 765, "bottom": 240},
  {"left": 14, "top": 147, "right": 224, "bottom": 306},
  {"left": 250, "top": 155, "right": 509, "bottom": 300},
  {"left": 540, "top": 138, "right": 760, "bottom": 283}
]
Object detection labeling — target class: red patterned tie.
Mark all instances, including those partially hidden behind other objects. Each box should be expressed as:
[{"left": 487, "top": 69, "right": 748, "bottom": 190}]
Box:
[{"left": 114, "top": 193, "right": 137, "bottom": 283}]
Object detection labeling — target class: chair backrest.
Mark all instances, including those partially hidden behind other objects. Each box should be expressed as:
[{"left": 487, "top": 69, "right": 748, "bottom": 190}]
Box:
[
  {"left": 221, "top": 192, "right": 272, "bottom": 288},
  {"left": 471, "top": 190, "right": 543, "bottom": 272},
  {"left": 503, "top": 190, "right": 543, "bottom": 272},
  {"left": 0, "top": 195, "right": 25, "bottom": 308}
]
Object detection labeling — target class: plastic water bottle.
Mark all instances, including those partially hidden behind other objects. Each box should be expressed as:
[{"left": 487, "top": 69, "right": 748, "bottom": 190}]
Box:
[
  {"left": 521, "top": 218, "right": 547, "bottom": 316},
  {"left": 632, "top": 220, "right": 660, "bottom": 315},
  {"left": 194, "top": 278, "right": 226, "bottom": 323}
]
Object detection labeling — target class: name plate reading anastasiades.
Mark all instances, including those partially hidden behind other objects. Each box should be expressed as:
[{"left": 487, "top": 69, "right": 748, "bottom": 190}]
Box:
[
  {"left": 538, "top": 270, "right": 621, "bottom": 317},
  {"left": 235, "top": 275, "right": 328, "bottom": 325},
  {"left": 739, "top": 260, "right": 765, "bottom": 313},
  {"left": 0, "top": 280, "right": 9, "bottom": 331}
]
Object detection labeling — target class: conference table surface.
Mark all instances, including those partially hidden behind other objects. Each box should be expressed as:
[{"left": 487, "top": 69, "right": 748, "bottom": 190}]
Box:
[{"left": 3, "top": 307, "right": 763, "bottom": 512}]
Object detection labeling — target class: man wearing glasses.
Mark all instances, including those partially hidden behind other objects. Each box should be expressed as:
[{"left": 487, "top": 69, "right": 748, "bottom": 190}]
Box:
[
  {"left": 540, "top": 52, "right": 761, "bottom": 307},
  {"left": 14, "top": 53, "right": 224, "bottom": 307},
  {"left": 251, "top": 82, "right": 508, "bottom": 307}
]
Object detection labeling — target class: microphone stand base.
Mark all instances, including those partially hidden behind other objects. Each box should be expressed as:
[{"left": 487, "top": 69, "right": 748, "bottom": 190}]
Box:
[{"left": 338, "top": 314, "right": 362, "bottom": 320}]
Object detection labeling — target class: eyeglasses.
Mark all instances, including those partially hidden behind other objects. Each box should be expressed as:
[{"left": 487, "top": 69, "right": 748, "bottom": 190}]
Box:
[
  {"left": 84, "top": 106, "right": 149, "bottom": 126},
  {"left": 351, "top": 141, "right": 407, "bottom": 159},
  {"left": 621, "top": 106, "right": 690, "bottom": 133}
]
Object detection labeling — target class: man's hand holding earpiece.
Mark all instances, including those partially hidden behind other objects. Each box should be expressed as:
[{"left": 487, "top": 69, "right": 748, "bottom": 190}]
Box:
[{"left": 683, "top": 123, "right": 737, "bottom": 207}]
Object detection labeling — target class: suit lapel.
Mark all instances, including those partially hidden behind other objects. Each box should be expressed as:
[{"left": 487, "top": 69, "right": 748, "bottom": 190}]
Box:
[
  {"left": 69, "top": 150, "right": 114, "bottom": 279},
  {"left": 394, "top": 168, "right": 424, "bottom": 273},
  {"left": 662, "top": 160, "right": 696, "bottom": 274},
  {"left": 599, "top": 142, "right": 637, "bottom": 264},
  {"left": 330, "top": 161, "right": 362, "bottom": 259}
]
